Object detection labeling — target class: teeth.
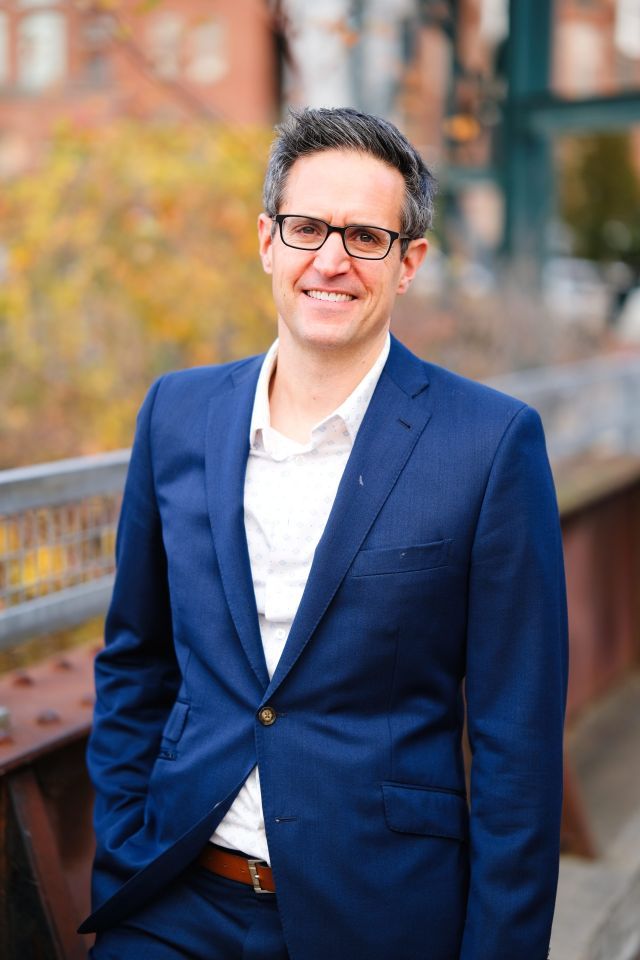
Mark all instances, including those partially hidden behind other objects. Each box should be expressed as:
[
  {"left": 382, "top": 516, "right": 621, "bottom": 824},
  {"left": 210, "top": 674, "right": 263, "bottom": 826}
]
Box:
[{"left": 306, "top": 290, "right": 354, "bottom": 302}]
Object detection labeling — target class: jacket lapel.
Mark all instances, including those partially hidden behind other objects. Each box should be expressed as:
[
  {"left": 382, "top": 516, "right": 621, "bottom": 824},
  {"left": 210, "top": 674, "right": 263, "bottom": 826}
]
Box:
[
  {"left": 204, "top": 356, "right": 271, "bottom": 689},
  {"left": 264, "top": 337, "right": 432, "bottom": 701}
]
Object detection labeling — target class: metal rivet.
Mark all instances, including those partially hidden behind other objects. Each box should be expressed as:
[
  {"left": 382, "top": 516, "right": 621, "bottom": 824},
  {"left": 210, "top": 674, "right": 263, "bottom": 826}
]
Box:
[
  {"left": 54, "top": 658, "right": 74, "bottom": 671},
  {"left": 13, "top": 671, "right": 35, "bottom": 687},
  {"left": 36, "top": 709, "right": 61, "bottom": 725}
]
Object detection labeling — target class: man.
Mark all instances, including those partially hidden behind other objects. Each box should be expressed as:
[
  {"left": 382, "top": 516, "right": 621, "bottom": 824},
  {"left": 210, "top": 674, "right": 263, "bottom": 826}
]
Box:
[{"left": 82, "top": 107, "right": 568, "bottom": 960}]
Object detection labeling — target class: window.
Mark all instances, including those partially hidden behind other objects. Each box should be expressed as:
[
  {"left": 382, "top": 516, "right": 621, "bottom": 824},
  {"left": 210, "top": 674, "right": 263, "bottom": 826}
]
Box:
[
  {"left": 0, "top": 12, "right": 8, "bottom": 86},
  {"left": 147, "top": 12, "right": 183, "bottom": 79},
  {"left": 556, "top": 21, "right": 605, "bottom": 96},
  {"left": 83, "top": 14, "right": 113, "bottom": 47},
  {"left": 18, "top": 11, "right": 66, "bottom": 91},
  {"left": 186, "top": 20, "right": 227, "bottom": 85},
  {"left": 615, "top": 0, "right": 640, "bottom": 59},
  {"left": 479, "top": 0, "right": 508, "bottom": 44},
  {"left": 80, "top": 14, "right": 113, "bottom": 87}
]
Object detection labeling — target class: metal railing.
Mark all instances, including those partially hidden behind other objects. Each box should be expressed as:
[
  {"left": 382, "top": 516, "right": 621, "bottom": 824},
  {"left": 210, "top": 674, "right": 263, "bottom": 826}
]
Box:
[
  {"left": 0, "top": 451, "right": 129, "bottom": 650},
  {"left": 489, "top": 353, "right": 640, "bottom": 462}
]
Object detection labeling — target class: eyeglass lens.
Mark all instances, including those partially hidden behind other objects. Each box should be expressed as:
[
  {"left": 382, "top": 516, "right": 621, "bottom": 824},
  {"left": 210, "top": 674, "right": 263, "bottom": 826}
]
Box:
[{"left": 281, "top": 216, "right": 392, "bottom": 258}]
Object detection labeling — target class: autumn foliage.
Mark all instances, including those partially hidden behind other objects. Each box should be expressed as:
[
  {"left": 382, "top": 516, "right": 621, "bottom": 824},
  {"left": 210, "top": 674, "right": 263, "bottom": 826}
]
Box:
[{"left": 0, "top": 121, "right": 275, "bottom": 468}]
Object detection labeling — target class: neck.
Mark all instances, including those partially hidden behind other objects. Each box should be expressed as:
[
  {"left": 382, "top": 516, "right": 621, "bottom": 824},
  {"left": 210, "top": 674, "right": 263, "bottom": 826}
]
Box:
[{"left": 268, "top": 326, "right": 389, "bottom": 443}]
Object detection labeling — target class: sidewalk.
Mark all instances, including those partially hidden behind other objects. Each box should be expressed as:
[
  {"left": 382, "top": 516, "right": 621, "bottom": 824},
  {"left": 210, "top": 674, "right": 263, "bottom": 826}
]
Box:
[{"left": 551, "top": 672, "right": 640, "bottom": 960}]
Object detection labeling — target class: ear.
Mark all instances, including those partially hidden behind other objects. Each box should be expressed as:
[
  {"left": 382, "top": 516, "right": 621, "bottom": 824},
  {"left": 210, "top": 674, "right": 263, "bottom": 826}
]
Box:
[
  {"left": 396, "top": 238, "right": 428, "bottom": 295},
  {"left": 258, "top": 213, "right": 274, "bottom": 275}
]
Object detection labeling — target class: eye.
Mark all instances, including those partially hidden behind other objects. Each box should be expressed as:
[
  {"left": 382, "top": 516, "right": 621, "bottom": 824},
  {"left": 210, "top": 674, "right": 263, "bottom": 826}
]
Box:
[
  {"left": 346, "top": 226, "right": 388, "bottom": 253},
  {"left": 290, "top": 218, "right": 323, "bottom": 237}
]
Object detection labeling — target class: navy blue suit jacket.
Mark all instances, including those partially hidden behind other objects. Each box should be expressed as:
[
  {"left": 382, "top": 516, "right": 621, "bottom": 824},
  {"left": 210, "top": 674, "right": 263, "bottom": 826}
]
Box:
[{"left": 81, "top": 335, "right": 568, "bottom": 960}]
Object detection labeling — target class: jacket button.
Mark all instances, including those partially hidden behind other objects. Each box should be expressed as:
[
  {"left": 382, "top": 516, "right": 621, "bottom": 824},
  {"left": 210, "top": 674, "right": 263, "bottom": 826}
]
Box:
[{"left": 258, "top": 705, "right": 277, "bottom": 726}]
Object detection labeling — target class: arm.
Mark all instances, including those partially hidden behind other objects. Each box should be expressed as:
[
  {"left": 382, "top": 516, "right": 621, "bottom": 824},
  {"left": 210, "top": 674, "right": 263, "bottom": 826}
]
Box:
[
  {"left": 460, "top": 405, "right": 568, "bottom": 960},
  {"left": 87, "top": 376, "right": 180, "bottom": 879}
]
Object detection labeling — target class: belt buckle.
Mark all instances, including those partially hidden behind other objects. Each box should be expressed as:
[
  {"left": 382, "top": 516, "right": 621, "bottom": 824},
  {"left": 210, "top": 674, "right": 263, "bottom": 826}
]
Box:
[{"left": 247, "top": 858, "right": 272, "bottom": 894}]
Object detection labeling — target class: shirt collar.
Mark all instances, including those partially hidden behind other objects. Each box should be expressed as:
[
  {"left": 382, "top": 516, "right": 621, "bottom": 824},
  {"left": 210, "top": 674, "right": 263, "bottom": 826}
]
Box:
[
  {"left": 249, "top": 333, "right": 391, "bottom": 451},
  {"left": 249, "top": 339, "right": 279, "bottom": 449}
]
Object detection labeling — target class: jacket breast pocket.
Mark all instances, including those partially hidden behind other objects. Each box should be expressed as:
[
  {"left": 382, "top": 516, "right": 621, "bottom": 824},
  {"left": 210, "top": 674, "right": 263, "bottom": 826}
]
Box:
[
  {"left": 350, "top": 539, "right": 451, "bottom": 577},
  {"left": 158, "top": 699, "right": 190, "bottom": 760},
  {"left": 382, "top": 782, "right": 469, "bottom": 842}
]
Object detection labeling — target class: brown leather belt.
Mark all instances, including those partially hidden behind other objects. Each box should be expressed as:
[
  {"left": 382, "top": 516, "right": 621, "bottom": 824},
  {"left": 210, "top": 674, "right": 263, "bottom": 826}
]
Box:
[{"left": 197, "top": 844, "right": 276, "bottom": 894}]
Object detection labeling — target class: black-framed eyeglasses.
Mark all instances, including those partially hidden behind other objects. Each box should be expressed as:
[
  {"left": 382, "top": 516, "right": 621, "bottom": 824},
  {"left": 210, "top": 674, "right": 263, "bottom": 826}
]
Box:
[{"left": 272, "top": 214, "right": 412, "bottom": 260}]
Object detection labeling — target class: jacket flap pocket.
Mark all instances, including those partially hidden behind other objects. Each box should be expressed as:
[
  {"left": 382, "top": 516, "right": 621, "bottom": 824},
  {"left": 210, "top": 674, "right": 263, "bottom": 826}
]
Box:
[
  {"left": 162, "top": 700, "right": 190, "bottom": 742},
  {"left": 382, "top": 782, "right": 468, "bottom": 841},
  {"left": 351, "top": 539, "right": 450, "bottom": 577}
]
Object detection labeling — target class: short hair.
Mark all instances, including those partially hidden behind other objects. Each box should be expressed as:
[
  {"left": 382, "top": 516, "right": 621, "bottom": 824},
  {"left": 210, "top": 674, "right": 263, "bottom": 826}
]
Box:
[{"left": 263, "top": 107, "right": 437, "bottom": 250}]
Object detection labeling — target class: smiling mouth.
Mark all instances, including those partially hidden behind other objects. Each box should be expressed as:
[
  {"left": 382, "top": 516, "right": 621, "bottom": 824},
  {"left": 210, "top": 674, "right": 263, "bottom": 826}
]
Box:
[{"left": 304, "top": 289, "right": 355, "bottom": 302}]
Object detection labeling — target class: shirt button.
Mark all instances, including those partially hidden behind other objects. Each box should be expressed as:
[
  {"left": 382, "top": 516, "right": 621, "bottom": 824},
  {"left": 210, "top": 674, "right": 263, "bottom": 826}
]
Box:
[
  {"left": 258, "top": 706, "right": 277, "bottom": 726},
  {"left": 275, "top": 628, "right": 286, "bottom": 640}
]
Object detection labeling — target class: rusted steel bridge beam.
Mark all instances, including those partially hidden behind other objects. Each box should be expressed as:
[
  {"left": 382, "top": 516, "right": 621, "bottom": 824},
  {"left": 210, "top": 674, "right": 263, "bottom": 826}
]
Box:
[{"left": 0, "top": 645, "right": 96, "bottom": 959}]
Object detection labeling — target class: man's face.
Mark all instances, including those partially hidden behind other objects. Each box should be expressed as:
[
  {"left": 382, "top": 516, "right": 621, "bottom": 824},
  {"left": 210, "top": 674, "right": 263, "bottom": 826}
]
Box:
[{"left": 258, "top": 148, "right": 427, "bottom": 357}]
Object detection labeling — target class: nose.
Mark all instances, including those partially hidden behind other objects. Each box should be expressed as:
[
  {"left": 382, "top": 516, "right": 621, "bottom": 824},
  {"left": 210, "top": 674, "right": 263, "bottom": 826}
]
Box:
[{"left": 312, "top": 229, "right": 351, "bottom": 275}]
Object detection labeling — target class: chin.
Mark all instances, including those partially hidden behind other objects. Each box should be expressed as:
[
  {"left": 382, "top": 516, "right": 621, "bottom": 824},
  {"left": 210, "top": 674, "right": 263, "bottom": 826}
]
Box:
[{"left": 298, "top": 323, "right": 359, "bottom": 351}]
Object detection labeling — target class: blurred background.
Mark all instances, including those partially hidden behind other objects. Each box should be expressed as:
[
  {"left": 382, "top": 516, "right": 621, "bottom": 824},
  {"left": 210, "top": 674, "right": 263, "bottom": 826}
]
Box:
[
  {"left": 0, "top": 2, "right": 639, "bottom": 959},
  {"left": 0, "top": 0, "right": 639, "bottom": 463}
]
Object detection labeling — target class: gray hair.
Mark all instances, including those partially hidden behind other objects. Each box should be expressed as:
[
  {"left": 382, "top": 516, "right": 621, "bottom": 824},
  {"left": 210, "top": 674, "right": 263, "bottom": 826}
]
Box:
[{"left": 263, "top": 107, "right": 437, "bottom": 249}]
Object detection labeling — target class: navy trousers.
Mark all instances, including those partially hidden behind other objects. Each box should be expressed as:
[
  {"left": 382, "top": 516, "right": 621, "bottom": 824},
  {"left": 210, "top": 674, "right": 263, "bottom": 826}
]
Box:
[{"left": 89, "top": 864, "right": 290, "bottom": 960}]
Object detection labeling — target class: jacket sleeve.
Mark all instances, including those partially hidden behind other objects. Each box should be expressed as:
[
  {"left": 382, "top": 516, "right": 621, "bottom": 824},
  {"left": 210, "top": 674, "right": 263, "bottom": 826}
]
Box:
[
  {"left": 86, "top": 376, "right": 180, "bottom": 881},
  {"left": 459, "top": 404, "right": 568, "bottom": 960}
]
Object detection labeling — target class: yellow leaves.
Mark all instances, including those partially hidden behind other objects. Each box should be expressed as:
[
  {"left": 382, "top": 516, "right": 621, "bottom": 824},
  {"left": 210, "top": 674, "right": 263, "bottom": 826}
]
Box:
[
  {"left": 19, "top": 548, "right": 53, "bottom": 590},
  {"left": 1, "top": 120, "right": 274, "bottom": 468},
  {"left": 133, "top": 0, "right": 165, "bottom": 13},
  {"left": 0, "top": 521, "right": 19, "bottom": 556},
  {"left": 9, "top": 245, "right": 31, "bottom": 273},
  {"left": 0, "top": 505, "right": 117, "bottom": 609},
  {"left": 85, "top": 0, "right": 122, "bottom": 12},
  {"left": 0, "top": 517, "right": 64, "bottom": 601},
  {"left": 32, "top": 545, "right": 66, "bottom": 581}
]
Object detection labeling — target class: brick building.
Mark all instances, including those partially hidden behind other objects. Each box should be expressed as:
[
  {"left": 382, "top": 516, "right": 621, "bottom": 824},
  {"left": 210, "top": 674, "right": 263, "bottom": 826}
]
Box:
[
  {"left": 554, "top": 0, "right": 640, "bottom": 98},
  {"left": 0, "top": 0, "right": 279, "bottom": 175}
]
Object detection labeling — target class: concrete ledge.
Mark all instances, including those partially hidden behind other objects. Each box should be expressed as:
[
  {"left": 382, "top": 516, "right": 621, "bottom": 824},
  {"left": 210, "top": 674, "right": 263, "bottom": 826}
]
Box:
[
  {"left": 588, "top": 864, "right": 640, "bottom": 960},
  {"left": 551, "top": 673, "right": 640, "bottom": 960},
  {"left": 552, "top": 851, "right": 640, "bottom": 960}
]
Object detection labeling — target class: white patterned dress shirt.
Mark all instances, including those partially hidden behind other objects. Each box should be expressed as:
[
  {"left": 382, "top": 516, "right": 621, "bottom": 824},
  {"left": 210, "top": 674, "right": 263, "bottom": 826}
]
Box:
[{"left": 210, "top": 333, "right": 391, "bottom": 863}]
